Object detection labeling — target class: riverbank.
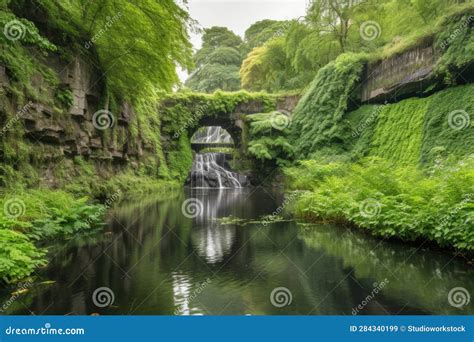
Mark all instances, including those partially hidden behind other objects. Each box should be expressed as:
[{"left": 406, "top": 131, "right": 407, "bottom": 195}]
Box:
[
  {"left": 0, "top": 177, "right": 180, "bottom": 284},
  {"left": 2, "top": 187, "right": 472, "bottom": 315},
  {"left": 284, "top": 157, "right": 473, "bottom": 253}
]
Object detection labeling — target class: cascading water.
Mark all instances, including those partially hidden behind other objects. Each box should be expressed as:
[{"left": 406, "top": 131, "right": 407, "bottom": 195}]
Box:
[
  {"left": 191, "top": 126, "right": 234, "bottom": 144},
  {"left": 186, "top": 153, "right": 249, "bottom": 188},
  {"left": 187, "top": 126, "right": 249, "bottom": 189}
]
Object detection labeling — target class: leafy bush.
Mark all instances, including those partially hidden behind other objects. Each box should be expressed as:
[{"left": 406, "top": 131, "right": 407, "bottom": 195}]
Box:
[
  {"left": 285, "top": 157, "right": 474, "bottom": 251},
  {"left": 246, "top": 112, "right": 293, "bottom": 162},
  {"left": 0, "top": 229, "right": 46, "bottom": 283},
  {"left": 166, "top": 135, "right": 193, "bottom": 183},
  {"left": 420, "top": 84, "right": 474, "bottom": 164},
  {"left": 0, "top": 189, "right": 105, "bottom": 282},
  {"left": 54, "top": 87, "right": 74, "bottom": 108},
  {"left": 290, "top": 53, "right": 365, "bottom": 159}
]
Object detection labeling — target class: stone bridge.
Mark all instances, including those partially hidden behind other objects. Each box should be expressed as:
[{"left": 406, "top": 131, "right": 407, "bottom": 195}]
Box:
[{"left": 187, "top": 94, "right": 301, "bottom": 152}]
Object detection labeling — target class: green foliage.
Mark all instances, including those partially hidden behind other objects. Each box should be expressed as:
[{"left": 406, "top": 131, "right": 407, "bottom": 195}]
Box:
[
  {"left": 36, "top": 0, "right": 193, "bottom": 98},
  {"left": 0, "top": 7, "right": 57, "bottom": 99},
  {"left": 0, "top": 189, "right": 104, "bottom": 282},
  {"left": 100, "top": 172, "right": 180, "bottom": 196},
  {"left": 0, "top": 229, "right": 46, "bottom": 283},
  {"left": 421, "top": 84, "right": 474, "bottom": 164},
  {"left": 200, "top": 26, "right": 243, "bottom": 50},
  {"left": 285, "top": 157, "right": 474, "bottom": 251},
  {"left": 159, "top": 90, "right": 277, "bottom": 137},
  {"left": 241, "top": 37, "right": 300, "bottom": 92},
  {"left": 435, "top": 7, "right": 474, "bottom": 83},
  {"left": 167, "top": 134, "right": 193, "bottom": 183},
  {"left": 240, "top": 0, "right": 471, "bottom": 93},
  {"left": 370, "top": 98, "right": 428, "bottom": 165},
  {"left": 248, "top": 136, "right": 293, "bottom": 161},
  {"left": 306, "top": 0, "right": 380, "bottom": 52},
  {"left": 342, "top": 84, "right": 474, "bottom": 165},
  {"left": 290, "top": 53, "right": 365, "bottom": 159},
  {"left": 186, "top": 64, "right": 241, "bottom": 93},
  {"left": 186, "top": 26, "right": 243, "bottom": 93},
  {"left": 243, "top": 19, "right": 291, "bottom": 53},
  {"left": 200, "top": 147, "right": 236, "bottom": 154},
  {"left": 246, "top": 112, "right": 293, "bottom": 162},
  {"left": 54, "top": 87, "right": 74, "bottom": 108},
  {"left": 200, "top": 47, "right": 243, "bottom": 66}
]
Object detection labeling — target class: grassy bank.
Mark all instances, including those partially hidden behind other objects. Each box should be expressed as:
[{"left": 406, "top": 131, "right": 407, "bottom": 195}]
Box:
[
  {"left": 285, "top": 157, "right": 474, "bottom": 252},
  {"left": 0, "top": 176, "right": 180, "bottom": 284}
]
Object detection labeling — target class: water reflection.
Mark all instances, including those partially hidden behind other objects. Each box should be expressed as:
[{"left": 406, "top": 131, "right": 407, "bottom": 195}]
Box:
[
  {"left": 1, "top": 188, "right": 472, "bottom": 315},
  {"left": 190, "top": 189, "right": 243, "bottom": 263}
]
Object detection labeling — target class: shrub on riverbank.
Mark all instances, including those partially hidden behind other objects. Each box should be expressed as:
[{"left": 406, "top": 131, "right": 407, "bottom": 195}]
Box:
[
  {"left": 0, "top": 189, "right": 104, "bottom": 283},
  {"left": 285, "top": 157, "right": 474, "bottom": 251}
]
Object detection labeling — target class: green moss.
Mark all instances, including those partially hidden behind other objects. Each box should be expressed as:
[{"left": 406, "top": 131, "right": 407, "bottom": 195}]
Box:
[
  {"left": 200, "top": 147, "right": 235, "bottom": 154},
  {"left": 421, "top": 84, "right": 474, "bottom": 164},
  {"left": 290, "top": 53, "right": 366, "bottom": 159},
  {"left": 344, "top": 104, "right": 380, "bottom": 160},
  {"left": 370, "top": 98, "right": 429, "bottom": 165},
  {"left": 54, "top": 87, "right": 74, "bottom": 109},
  {"left": 167, "top": 134, "right": 193, "bottom": 183},
  {"left": 434, "top": 7, "right": 474, "bottom": 83}
]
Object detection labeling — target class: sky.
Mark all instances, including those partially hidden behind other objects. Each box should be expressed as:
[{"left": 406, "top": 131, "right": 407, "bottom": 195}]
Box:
[{"left": 178, "top": 0, "right": 309, "bottom": 82}]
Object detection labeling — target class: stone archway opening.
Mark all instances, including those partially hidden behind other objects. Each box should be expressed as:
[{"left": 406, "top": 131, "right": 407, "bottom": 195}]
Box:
[
  {"left": 186, "top": 126, "right": 249, "bottom": 188},
  {"left": 190, "top": 126, "right": 235, "bottom": 153}
]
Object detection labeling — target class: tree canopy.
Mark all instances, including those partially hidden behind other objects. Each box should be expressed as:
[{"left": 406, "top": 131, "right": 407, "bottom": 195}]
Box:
[
  {"left": 3, "top": 0, "right": 194, "bottom": 101},
  {"left": 185, "top": 26, "right": 243, "bottom": 93}
]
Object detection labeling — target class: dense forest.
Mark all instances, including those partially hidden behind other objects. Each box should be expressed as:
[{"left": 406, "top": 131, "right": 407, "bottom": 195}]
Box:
[{"left": 0, "top": 0, "right": 473, "bottom": 288}]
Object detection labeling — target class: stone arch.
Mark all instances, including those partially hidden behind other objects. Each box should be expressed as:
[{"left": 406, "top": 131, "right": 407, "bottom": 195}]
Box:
[{"left": 188, "top": 113, "right": 244, "bottom": 151}]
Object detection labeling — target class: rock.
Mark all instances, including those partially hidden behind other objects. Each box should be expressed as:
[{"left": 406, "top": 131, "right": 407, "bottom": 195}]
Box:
[
  {"left": 185, "top": 152, "right": 250, "bottom": 188},
  {"left": 119, "top": 102, "right": 134, "bottom": 125},
  {"left": 360, "top": 45, "right": 437, "bottom": 102},
  {"left": 90, "top": 137, "right": 102, "bottom": 149},
  {"left": 277, "top": 95, "right": 301, "bottom": 114}
]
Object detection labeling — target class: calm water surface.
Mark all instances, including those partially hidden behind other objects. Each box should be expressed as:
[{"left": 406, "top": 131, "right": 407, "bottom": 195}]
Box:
[{"left": 2, "top": 188, "right": 473, "bottom": 315}]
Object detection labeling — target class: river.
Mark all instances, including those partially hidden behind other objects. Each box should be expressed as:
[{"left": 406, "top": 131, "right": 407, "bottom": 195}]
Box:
[{"left": 1, "top": 188, "right": 473, "bottom": 315}]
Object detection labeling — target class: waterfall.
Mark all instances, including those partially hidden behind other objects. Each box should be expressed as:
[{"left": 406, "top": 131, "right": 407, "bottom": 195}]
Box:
[
  {"left": 187, "top": 126, "right": 249, "bottom": 189},
  {"left": 191, "top": 126, "right": 233, "bottom": 144},
  {"left": 186, "top": 153, "right": 248, "bottom": 189}
]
